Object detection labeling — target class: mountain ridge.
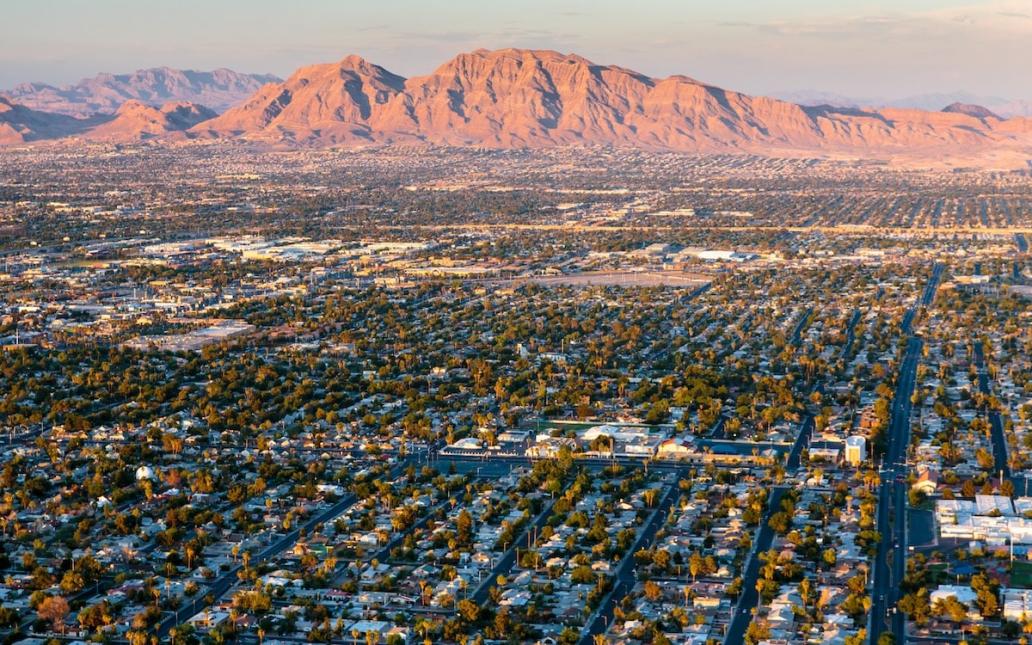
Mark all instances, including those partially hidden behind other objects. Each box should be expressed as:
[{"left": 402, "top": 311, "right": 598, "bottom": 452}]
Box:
[
  {"left": 80, "top": 100, "right": 217, "bottom": 142},
  {"left": 0, "top": 96, "right": 92, "bottom": 144},
  {"left": 192, "top": 49, "right": 1032, "bottom": 162},
  {"left": 0, "top": 96, "right": 215, "bottom": 144},
  {"left": 2, "top": 67, "right": 280, "bottom": 116},
  {"left": 4, "top": 49, "right": 1032, "bottom": 168},
  {"left": 774, "top": 89, "right": 1032, "bottom": 119},
  {"left": 941, "top": 102, "right": 1000, "bottom": 120}
]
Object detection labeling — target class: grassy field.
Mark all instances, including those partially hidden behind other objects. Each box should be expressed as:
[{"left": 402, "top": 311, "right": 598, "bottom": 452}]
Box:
[
  {"left": 916, "top": 498, "right": 936, "bottom": 512},
  {"left": 927, "top": 562, "right": 950, "bottom": 584},
  {"left": 1011, "top": 560, "right": 1032, "bottom": 587}
]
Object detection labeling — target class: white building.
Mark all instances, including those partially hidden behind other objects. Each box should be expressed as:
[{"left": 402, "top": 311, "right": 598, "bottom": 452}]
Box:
[
  {"left": 844, "top": 436, "right": 866, "bottom": 466},
  {"left": 930, "top": 585, "right": 979, "bottom": 607},
  {"left": 1004, "top": 589, "right": 1032, "bottom": 621},
  {"left": 976, "top": 494, "right": 1016, "bottom": 517}
]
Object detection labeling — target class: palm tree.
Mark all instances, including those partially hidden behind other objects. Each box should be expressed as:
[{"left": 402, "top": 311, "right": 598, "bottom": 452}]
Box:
[
  {"left": 689, "top": 552, "right": 702, "bottom": 582},
  {"left": 799, "top": 577, "right": 814, "bottom": 612}
]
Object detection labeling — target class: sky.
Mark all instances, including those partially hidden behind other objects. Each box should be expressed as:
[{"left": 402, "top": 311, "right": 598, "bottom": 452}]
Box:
[{"left": 2, "top": 0, "right": 1031, "bottom": 100}]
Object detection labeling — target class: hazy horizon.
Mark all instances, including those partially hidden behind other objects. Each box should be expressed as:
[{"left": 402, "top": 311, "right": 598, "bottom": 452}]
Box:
[{"left": 2, "top": 0, "right": 1032, "bottom": 101}]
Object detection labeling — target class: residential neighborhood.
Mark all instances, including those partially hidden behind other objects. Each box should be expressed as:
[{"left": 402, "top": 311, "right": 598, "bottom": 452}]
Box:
[{"left": 1, "top": 146, "right": 1031, "bottom": 644}]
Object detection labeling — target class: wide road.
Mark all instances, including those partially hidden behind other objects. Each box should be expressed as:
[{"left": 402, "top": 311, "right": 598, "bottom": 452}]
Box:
[
  {"left": 870, "top": 262, "right": 942, "bottom": 645},
  {"left": 870, "top": 336, "right": 922, "bottom": 644},
  {"left": 364, "top": 224, "right": 1032, "bottom": 239},
  {"left": 578, "top": 473, "right": 683, "bottom": 645},
  {"left": 644, "top": 282, "right": 714, "bottom": 363},
  {"left": 921, "top": 264, "right": 944, "bottom": 309},
  {"left": 441, "top": 452, "right": 768, "bottom": 471},
  {"left": 784, "top": 413, "right": 815, "bottom": 472}
]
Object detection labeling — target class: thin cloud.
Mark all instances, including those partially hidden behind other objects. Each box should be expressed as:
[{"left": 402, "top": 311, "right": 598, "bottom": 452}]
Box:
[{"left": 716, "top": 2, "right": 1032, "bottom": 40}]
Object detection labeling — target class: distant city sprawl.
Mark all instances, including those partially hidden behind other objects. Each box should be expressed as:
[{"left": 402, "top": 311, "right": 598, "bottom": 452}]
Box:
[{"left": 0, "top": 145, "right": 1030, "bottom": 645}]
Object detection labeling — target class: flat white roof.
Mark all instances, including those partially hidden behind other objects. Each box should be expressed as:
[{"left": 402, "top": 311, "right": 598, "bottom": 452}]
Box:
[{"left": 976, "top": 494, "right": 1015, "bottom": 516}]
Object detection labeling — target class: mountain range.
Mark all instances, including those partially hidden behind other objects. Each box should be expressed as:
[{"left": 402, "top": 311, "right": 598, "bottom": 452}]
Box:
[
  {"left": 3, "top": 67, "right": 280, "bottom": 117},
  {"left": 3, "top": 49, "right": 1032, "bottom": 167},
  {"left": 0, "top": 96, "right": 215, "bottom": 144},
  {"left": 773, "top": 89, "right": 1032, "bottom": 119}
]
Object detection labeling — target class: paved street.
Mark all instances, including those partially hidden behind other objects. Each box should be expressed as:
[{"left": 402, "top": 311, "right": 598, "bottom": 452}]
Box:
[
  {"left": 724, "top": 485, "right": 791, "bottom": 644},
  {"left": 870, "top": 262, "right": 941, "bottom": 645},
  {"left": 842, "top": 308, "right": 862, "bottom": 357},
  {"left": 790, "top": 307, "right": 814, "bottom": 346},
  {"left": 973, "top": 342, "right": 1011, "bottom": 481},
  {"left": 720, "top": 407, "right": 815, "bottom": 644},
  {"left": 156, "top": 458, "right": 413, "bottom": 637},
  {"left": 471, "top": 499, "right": 556, "bottom": 604},
  {"left": 578, "top": 473, "right": 683, "bottom": 645}
]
